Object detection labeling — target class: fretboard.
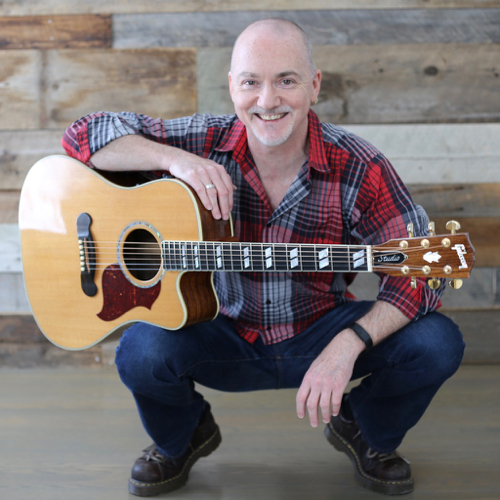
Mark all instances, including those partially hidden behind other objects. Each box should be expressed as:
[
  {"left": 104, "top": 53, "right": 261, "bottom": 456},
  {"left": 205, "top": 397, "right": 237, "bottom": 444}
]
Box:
[{"left": 161, "top": 241, "right": 372, "bottom": 273}]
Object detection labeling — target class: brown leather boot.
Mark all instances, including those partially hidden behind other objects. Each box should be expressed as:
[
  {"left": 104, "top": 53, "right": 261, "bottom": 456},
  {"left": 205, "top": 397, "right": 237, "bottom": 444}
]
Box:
[
  {"left": 129, "top": 406, "right": 221, "bottom": 497},
  {"left": 325, "top": 398, "right": 414, "bottom": 495}
]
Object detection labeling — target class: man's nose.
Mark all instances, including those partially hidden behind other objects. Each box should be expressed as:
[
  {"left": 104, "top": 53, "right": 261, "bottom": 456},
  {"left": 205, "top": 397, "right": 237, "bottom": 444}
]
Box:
[{"left": 257, "top": 84, "right": 280, "bottom": 110}]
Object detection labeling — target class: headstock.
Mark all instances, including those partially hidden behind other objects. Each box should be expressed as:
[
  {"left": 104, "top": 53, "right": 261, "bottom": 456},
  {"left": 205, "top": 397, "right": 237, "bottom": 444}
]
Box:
[{"left": 372, "top": 220, "right": 475, "bottom": 290}]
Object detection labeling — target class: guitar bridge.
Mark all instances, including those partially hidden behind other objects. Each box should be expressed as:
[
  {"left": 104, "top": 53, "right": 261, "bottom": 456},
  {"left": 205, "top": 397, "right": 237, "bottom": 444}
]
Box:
[{"left": 77, "top": 212, "right": 98, "bottom": 297}]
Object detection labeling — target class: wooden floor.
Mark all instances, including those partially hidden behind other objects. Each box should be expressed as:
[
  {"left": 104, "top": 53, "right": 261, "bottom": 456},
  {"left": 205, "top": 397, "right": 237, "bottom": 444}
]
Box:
[{"left": 0, "top": 364, "right": 498, "bottom": 500}]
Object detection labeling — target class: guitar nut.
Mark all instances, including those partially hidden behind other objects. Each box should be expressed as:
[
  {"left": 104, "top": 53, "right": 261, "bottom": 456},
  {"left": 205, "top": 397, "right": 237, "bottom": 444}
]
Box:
[
  {"left": 444, "top": 265, "right": 452, "bottom": 275},
  {"left": 441, "top": 238, "right": 451, "bottom": 248},
  {"left": 421, "top": 239, "right": 430, "bottom": 249},
  {"left": 399, "top": 241, "right": 409, "bottom": 249},
  {"left": 401, "top": 266, "right": 410, "bottom": 275},
  {"left": 422, "top": 265, "right": 431, "bottom": 275}
]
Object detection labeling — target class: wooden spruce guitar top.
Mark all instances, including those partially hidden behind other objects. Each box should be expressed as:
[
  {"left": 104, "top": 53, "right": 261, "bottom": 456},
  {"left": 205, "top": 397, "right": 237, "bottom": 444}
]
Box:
[{"left": 19, "top": 155, "right": 475, "bottom": 350}]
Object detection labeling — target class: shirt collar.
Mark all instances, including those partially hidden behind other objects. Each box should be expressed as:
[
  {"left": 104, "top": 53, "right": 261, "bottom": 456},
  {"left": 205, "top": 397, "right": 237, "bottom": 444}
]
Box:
[{"left": 216, "top": 110, "right": 330, "bottom": 173}]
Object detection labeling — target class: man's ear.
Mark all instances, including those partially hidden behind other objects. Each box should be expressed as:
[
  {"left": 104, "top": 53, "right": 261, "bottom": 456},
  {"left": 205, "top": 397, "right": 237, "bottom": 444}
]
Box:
[{"left": 312, "top": 69, "right": 322, "bottom": 102}]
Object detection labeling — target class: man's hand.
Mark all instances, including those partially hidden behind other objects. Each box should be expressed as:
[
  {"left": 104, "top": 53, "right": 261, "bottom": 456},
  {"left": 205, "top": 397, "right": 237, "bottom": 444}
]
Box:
[
  {"left": 167, "top": 148, "right": 235, "bottom": 221},
  {"left": 296, "top": 330, "right": 364, "bottom": 427},
  {"left": 295, "top": 301, "right": 410, "bottom": 427}
]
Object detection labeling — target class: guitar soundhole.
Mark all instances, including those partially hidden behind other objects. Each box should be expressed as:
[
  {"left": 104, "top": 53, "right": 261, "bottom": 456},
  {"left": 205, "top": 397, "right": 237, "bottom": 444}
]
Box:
[{"left": 122, "top": 228, "right": 161, "bottom": 282}]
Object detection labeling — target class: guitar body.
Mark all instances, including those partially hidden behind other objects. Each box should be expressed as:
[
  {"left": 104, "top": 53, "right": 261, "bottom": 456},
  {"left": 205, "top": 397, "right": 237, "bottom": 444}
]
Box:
[{"left": 19, "top": 155, "right": 233, "bottom": 350}]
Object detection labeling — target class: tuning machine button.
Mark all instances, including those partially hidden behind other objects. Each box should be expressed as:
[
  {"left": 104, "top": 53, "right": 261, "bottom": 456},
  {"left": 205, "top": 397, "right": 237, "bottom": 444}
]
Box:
[
  {"left": 449, "top": 279, "right": 463, "bottom": 289},
  {"left": 446, "top": 220, "right": 461, "bottom": 235},
  {"left": 427, "top": 278, "right": 441, "bottom": 290}
]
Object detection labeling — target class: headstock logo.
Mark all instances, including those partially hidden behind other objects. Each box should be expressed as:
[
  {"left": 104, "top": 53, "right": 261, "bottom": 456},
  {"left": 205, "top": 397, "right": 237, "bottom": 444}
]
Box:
[{"left": 451, "top": 244, "right": 468, "bottom": 269}]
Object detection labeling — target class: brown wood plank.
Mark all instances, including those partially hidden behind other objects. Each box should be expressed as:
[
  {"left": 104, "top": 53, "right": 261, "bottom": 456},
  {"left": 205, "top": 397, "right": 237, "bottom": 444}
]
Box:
[
  {"left": 44, "top": 48, "right": 197, "bottom": 128},
  {"left": 2, "top": 1, "right": 499, "bottom": 16},
  {"left": 0, "top": 15, "right": 111, "bottom": 50},
  {"left": 409, "top": 184, "right": 500, "bottom": 218},
  {"left": 114, "top": 9, "right": 500, "bottom": 48},
  {"left": 431, "top": 217, "right": 498, "bottom": 268},
  {"left": 199, "top": 43, "right": 500, "bottom": 124}
]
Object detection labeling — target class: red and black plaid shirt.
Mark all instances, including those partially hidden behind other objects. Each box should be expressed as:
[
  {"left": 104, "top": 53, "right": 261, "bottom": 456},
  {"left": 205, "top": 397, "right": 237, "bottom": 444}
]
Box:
[{"left": 63, "top": 110, "right": 442, "bottom": 345}]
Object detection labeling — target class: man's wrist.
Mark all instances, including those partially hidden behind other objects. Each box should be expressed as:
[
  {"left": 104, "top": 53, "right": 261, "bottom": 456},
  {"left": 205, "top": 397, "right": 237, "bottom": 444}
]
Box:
[{"left": 347, "top": 322, "right": 374, "bottom": 353}]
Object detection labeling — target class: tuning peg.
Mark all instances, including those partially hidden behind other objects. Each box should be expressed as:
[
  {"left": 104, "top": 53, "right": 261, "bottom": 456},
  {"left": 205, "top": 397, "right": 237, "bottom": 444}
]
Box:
[
  {"left": 449, "top": 279, "right": 463, "bottom": 289},
  {"left": 428, "top": 222, "right": 435, "bottom": 237},
  {"left": 407, "top": 223, "right": 414, "bottom": 238},
  {"left": 427, "top": 278, "right": 441, "bottom": 290},
  {"left": 410, "top": 277, "right": 417, "bottom": 289},
  {"left": 446, "top": 220, "right": 461, "bottom": 235}
]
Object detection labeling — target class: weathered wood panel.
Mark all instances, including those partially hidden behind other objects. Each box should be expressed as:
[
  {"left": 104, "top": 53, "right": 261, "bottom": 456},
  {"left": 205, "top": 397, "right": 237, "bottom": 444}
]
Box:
[
  {"left": 0, "top": 130, "right": 65, "bottom": 187},
  {"left": 344, "top": 124, "right": 500, "bottom": 182},
  {"left": 44, "top": 49, "right": 197, "bottom": 128},
  {"left": 1, "top": 1, "right": 499, "bottom": 16},
  {"left": 0, "top": 192, "right": 20, "bottom": 223},
  {"left": 0, "top": 51, "right": 41, "bottom": 130},
  {"left": 0, "top": 15, "right": 111, "bottom": 50},
  {"left": 409, "top": 184, "right": 500, "bottom": 218},
  {"left": 0, "top": 316, "right": 103, "bottom": 367},
  {"left": 444, "top": 310, "right": 500, "bottom": 364},
  {"left": 0, "top": 224, "right": 21, "bottom": 273},
  {"left": 114, "top": 9, "right": 500, "bottom": 48},
  {"left": 198, "top": 44, "right": 500, "bottom": 124},
  {"left": 0, "top": 273, "right": 29, "bottom": 314}
]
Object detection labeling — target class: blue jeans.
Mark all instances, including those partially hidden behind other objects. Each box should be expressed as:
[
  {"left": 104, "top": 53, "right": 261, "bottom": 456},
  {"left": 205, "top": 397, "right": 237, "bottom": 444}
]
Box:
[{"left": 115, "top": 301, "right": 464, "bottom": 457}]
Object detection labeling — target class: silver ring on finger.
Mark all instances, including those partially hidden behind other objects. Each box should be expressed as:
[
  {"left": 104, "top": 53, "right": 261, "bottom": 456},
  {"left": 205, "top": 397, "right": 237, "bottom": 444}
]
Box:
[{"left": 205, "top": 183, "right": 216, "bottom": 190}]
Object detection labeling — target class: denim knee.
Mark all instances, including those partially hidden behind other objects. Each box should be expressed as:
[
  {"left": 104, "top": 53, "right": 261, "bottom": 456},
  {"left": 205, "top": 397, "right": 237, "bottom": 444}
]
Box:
[
  {"left": 115, "top": 323, "right": 174, "bottom": 393},
  {"left": 405, "top": 312, "right": 465, "bottom": 382}
]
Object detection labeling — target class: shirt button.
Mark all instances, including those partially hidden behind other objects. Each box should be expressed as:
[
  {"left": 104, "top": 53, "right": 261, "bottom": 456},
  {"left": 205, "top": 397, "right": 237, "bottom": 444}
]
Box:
[{"left": 266, "top": 299, "right": 272, "bottom": 305}]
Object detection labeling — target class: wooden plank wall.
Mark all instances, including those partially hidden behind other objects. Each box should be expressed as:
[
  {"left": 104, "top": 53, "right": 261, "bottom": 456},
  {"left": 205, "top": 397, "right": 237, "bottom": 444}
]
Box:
[{"left": 1, "top": 1, "right": 499, "bottom": 366}]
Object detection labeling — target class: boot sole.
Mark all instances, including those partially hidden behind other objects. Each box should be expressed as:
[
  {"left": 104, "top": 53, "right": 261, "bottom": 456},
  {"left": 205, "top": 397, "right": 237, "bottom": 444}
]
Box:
[
  {"left": 325, "top": 423, "right": 414, "bottom": 496},
  {"left": 128, "top": 424, "right": 222, "bottom": 497}
]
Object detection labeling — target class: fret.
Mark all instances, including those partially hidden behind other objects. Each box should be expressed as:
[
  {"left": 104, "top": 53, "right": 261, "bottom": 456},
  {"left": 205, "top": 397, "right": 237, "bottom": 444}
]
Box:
[
  {"left": 303, "top": 245, "right": 319, "bottom": 272},
  {"left": 221, "top": 242, "right": 233, "bottom": 271},
  {"left": 251, "top": 243, "right": 265, "bottom": 271},
  {"left": 273, "top": 244, "right": 289, "bottom": 271},
  {"left": 161, "top": 241, "right": 170, "bottom": 271}
]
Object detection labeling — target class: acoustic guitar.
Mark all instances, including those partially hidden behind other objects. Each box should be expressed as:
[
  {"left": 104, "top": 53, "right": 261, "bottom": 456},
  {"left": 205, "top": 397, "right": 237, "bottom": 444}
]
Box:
[{"left": 19, "top": 155, "right": 475, "bottom": 350}]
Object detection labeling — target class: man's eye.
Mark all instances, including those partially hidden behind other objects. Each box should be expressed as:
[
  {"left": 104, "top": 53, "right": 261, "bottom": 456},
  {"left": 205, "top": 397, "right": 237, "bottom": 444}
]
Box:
[
  {"left": 281, "top": 79, "right": 295, "bottom": 86},
  {"left": 243, "top": 80, "right": 257, "bottom": 86}
]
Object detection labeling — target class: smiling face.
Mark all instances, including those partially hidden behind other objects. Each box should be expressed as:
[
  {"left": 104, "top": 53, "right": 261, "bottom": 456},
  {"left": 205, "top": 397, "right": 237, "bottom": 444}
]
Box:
[{"left": 229, "top": 20, "right": 321, "bottom": 150}]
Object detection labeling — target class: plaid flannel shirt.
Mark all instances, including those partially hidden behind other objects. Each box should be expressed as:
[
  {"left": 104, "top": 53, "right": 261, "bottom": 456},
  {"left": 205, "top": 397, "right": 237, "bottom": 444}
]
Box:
[{"left": 62, "top": 110, "right": 442, "bottom": 345}]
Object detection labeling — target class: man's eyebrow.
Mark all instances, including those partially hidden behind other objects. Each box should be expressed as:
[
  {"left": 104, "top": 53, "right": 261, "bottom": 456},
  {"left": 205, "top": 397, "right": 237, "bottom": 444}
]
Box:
[{"left": 236, "top": 70, "right": 301, "bottom": 79}]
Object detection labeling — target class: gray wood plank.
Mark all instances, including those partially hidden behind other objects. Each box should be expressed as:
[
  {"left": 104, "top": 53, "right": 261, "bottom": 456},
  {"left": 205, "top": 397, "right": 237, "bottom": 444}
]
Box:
[
  {"left": 0, "top": 130, "right": 65, "bottom": 188},
  {"left": 0, "top": 51, "right": 42, "bottom": 130},
  {"left": 198, "top": 44, "right": 500, "bottom": 124},
  {"left": 2, "top": 1, "right": 500, "bottom": 16},
  {"left": 44, "top": 48, "right": 197, "bottom": 128},
  {"left": 114, "top": 9, "right": 500, "bottom": 48}
]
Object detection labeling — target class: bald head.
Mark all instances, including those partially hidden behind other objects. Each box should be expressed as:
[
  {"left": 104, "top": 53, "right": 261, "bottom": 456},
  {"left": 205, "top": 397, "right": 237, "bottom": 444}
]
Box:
[{"left": 230, "top": 18, "right": 316, "bottom": 77}]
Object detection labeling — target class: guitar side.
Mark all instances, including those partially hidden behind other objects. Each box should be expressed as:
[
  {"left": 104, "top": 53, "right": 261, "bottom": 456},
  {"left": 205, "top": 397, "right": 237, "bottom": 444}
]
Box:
[{"left": 19, "top": 155, "right": 232, "bottom": 350}]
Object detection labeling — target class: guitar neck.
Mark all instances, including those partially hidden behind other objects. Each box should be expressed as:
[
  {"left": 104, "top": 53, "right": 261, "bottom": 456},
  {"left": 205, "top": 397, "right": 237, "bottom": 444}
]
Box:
[{"left": 162, "top": 241, "right": 372, "bottom": 273}]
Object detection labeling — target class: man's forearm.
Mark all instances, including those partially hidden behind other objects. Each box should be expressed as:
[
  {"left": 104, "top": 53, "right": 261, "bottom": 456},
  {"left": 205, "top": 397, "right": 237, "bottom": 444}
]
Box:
[
  {"left": 90, "top": 135, "right": 173, "bottom": 172},
  {"left": 343, "top": 300, "right": 410, "bottom": 351}
]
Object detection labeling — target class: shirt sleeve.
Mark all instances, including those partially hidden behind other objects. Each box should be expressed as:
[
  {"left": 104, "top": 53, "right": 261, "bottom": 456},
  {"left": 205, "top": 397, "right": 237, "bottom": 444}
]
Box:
[
  {"left": 350, "top": 153, "right": 444, "bottom": 321},
  {"left": 61, "top": 111, "right": 206, "bottom": 165}
]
